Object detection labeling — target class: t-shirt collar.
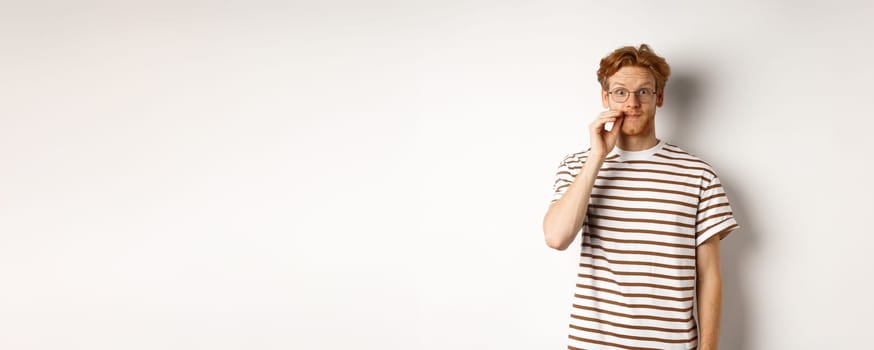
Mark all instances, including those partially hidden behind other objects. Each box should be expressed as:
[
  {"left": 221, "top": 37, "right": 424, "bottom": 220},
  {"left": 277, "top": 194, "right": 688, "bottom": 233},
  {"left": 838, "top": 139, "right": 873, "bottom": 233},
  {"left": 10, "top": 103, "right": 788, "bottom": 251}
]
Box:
[{"left": 608, "top": 139, "right": 665, "bottom": 161}]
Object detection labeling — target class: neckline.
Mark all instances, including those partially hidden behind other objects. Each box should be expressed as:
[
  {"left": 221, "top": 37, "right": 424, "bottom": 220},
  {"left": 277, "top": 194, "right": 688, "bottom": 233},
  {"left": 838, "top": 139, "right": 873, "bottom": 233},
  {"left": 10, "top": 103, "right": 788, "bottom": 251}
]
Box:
[{"left": 608, "top": 139, "right": 665, "bottom": 161}]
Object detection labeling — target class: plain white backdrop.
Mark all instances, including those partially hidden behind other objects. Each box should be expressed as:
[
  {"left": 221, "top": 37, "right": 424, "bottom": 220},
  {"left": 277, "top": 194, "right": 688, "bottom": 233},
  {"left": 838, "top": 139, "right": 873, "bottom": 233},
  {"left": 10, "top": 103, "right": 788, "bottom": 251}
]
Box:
[{"left": 2, "top": 1, "right": 873, "bottom": 349}]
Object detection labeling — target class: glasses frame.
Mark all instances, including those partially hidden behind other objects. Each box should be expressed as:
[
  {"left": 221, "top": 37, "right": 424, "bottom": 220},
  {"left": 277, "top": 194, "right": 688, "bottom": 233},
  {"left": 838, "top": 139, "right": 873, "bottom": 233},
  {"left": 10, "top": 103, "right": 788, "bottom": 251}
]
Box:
[{"left": 607, "top": 88, "right": 659, "bottom": 103}]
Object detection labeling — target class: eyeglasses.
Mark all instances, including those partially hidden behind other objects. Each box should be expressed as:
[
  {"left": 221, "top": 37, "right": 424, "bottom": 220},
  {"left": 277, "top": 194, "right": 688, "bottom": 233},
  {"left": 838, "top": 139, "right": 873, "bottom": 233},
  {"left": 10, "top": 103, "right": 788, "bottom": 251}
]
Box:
[{"left": 607, "top": 88, "right": 658, "bottom": 103}]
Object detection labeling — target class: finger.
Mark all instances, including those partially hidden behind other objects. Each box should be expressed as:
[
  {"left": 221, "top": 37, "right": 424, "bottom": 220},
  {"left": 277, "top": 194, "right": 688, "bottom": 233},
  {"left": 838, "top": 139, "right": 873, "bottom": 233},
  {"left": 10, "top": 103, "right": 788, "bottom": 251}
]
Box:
[
  {"left": 591, "top": 119, "right": 616, "bottom": 132},
  {"left": 592, "top": 115, "right": 619, "bottom": 128},
  {"left": 598, "top": 110, "right": 623, "bottom": 119},
  {"left": 608, "top": 115, "right": 624, "bottom": 135}
]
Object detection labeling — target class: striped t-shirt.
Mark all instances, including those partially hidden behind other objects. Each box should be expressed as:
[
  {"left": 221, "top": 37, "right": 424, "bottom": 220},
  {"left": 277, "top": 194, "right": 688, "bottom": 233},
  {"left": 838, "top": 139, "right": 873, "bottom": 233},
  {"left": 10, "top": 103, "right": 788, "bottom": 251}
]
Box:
[{"left": 550, "top": 139, "right": 739, "bottom": 350}]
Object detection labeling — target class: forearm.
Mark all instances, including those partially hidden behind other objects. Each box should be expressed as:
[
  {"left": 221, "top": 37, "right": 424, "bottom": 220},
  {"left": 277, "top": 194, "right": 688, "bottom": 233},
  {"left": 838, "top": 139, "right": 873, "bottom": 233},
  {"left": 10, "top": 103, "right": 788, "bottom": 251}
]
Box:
[
  {"left": 697, "top": 268, "right": 723, "bottom": 350},
  {"left": 542, "top": 155, "right": 605, "bottom": 250}
]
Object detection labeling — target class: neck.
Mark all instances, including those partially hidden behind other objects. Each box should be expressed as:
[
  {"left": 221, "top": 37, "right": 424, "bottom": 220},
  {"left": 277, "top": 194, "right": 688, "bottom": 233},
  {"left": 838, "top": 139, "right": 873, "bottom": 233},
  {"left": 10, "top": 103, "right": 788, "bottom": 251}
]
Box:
[{"left": 617, "top": 131, "right": 659, "bottom": 151}]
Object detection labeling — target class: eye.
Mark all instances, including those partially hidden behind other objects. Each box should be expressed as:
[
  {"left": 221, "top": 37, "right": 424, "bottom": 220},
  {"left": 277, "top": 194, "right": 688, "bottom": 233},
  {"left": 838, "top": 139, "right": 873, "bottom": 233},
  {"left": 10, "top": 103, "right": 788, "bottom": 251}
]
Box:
[
  {"left": 639, "top": 89, "right": 653, "bottom": 95},
  {"left": 613, "top": 89, "right": 628, "bottom": 96}
]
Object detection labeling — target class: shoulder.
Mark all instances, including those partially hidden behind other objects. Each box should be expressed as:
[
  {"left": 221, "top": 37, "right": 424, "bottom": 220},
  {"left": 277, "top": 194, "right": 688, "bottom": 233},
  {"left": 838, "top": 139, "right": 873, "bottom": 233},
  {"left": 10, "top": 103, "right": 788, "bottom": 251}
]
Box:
[
  {"left": 659, "top": 142, "right": 719, "bottom": 179},
  {"left": 558, "top": 148, "right": 593, "bottom": 167}
]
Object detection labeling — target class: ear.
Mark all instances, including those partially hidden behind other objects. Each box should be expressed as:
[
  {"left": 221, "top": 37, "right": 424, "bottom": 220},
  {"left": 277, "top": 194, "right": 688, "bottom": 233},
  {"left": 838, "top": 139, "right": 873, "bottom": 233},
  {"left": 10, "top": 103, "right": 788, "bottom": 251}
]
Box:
[
  {"left": 656, "top": 90, "right": 665, "bottom": 107},
  {"left": 601, "top": 89, "right": 609, "bottom": 109}
]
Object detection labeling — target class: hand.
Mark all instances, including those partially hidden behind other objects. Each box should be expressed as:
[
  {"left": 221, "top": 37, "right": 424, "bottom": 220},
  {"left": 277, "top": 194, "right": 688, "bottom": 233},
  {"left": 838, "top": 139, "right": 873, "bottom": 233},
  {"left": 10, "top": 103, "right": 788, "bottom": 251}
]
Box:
[{"left": 588, "top": 110, "right": 624, "bottom": 158}]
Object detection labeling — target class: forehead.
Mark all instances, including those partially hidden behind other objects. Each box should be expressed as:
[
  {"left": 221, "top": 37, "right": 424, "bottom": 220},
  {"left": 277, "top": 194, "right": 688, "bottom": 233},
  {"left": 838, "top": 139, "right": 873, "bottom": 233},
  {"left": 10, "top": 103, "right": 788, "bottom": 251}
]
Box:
[{"left": 608, "top": 66, "right": 655, "bottom": 88}]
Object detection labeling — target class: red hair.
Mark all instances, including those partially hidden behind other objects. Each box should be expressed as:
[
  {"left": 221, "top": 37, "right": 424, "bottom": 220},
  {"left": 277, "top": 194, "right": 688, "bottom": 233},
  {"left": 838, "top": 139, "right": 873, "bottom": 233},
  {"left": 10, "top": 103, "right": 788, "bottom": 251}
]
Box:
[{"left": 597, "top": 44, "right": 671, "bottom": 93}]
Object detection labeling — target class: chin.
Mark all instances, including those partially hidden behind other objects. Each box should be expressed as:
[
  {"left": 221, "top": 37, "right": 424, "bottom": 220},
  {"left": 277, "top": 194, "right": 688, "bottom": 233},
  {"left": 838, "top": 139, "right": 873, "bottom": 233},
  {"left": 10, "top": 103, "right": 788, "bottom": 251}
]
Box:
[
  {"left": 620, "top": 127, "right": 644, "bottom": 136},
  {"left": 620, "top": 119, "right": 653, "bottom": 136}
]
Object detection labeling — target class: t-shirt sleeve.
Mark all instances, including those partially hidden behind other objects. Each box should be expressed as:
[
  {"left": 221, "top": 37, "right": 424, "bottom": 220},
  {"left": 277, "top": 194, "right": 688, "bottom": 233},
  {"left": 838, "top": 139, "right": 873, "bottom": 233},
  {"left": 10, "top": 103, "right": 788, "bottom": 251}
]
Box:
[
  {"left": 550, "top": 154, "right": 577, "bottom": 203},
  {"left": 695, "top": 174, "right": 740, "bottom": 246}
]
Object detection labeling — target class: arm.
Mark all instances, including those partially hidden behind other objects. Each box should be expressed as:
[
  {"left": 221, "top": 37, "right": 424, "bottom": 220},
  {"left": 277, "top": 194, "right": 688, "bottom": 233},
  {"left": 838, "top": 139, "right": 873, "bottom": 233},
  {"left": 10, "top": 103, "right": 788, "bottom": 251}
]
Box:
[
  {"left": 542, "top": 111, "right": 624, "bottom": 251},
  {"left": 696, "top": 234, "right": 723, "bottom": 350},
  {"left": 542, "top": 155, "right": 604, "bottom": 250}
]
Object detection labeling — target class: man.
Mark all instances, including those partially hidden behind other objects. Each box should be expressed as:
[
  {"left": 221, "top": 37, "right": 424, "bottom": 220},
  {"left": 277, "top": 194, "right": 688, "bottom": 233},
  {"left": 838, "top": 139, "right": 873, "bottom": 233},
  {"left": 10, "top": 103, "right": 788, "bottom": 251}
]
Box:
[{"left": 542, "top": 44, "right": 739, "bottom": 350}]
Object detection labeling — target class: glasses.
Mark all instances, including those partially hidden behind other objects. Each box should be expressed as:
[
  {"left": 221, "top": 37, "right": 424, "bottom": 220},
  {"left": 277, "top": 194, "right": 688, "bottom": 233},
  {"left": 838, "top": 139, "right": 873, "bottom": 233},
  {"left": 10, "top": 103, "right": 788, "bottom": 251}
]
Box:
[{"left": 608, "top": 88, "right": 658, "bottom": 103}]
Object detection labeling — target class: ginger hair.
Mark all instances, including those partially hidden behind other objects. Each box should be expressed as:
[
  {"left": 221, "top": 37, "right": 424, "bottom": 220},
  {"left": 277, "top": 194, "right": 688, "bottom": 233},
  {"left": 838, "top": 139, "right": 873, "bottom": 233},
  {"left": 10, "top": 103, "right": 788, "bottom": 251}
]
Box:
[{"left": 597, "top": 44, "right": 671, "bottom": 94}]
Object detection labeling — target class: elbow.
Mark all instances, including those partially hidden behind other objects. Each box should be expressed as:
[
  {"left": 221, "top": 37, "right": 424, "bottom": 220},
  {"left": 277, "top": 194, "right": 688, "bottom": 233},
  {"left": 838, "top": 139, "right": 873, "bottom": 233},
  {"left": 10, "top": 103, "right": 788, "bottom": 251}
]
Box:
[
  {"left": 697, "top": 268, "right": 723, "bottom": 287},
  {"left": 544, "top": 230, "right": 571, "bottom": 251},
  {"left": 546, "top": 238, "right": 569, "bottom": 251},
  {"left": 542, "top": 205, "right": 574, "bottom": 251}
]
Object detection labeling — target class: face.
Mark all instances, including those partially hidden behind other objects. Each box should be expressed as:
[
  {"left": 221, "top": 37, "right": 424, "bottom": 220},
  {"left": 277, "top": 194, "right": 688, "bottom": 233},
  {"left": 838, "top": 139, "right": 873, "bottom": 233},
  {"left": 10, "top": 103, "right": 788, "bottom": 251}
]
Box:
[{"left": 601, "top": 66, "right": 664, "bottom": 137}]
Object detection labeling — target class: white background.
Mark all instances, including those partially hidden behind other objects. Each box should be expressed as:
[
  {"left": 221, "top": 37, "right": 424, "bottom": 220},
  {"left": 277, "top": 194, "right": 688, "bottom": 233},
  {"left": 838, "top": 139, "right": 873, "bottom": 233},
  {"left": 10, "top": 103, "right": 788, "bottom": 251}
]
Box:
[{"left": 2, "top": 1, "right": 873, "bottom": 349}]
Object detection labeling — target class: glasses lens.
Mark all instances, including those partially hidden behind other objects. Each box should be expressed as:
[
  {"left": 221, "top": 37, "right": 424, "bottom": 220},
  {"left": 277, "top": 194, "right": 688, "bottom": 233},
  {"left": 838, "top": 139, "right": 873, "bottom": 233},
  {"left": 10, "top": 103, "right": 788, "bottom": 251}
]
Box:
[
  {"left": 638, "top": 89, "right": 652, "bottom": 103},
  {"left": 611, "top": 89, "right": 628, "bottom": 102}
]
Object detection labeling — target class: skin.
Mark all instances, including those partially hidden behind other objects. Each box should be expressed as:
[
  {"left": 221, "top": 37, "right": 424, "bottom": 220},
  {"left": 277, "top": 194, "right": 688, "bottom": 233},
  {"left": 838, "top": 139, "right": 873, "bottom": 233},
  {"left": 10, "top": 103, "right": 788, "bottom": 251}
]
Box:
[{"left": 542, "top": 65, "right": 723, "bottom": 349}]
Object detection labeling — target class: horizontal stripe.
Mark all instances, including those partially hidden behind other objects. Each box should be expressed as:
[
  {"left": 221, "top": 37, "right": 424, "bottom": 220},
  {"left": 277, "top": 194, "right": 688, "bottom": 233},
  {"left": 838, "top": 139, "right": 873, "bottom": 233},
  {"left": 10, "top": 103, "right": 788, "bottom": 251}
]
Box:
[
  {"left": 574, "top": 293, "right": 693, "bottom": 313},
  {"left": 555, "top": 170, "right": 574, "bottom": 179},
  {"left": 590, "top": 234, "right": 694, "bottom": 250},
  {"left": 589, "top": 213, "right": 695, "bottom": 228},
  {"left": 594, "top": 185, "right": 698, "bottom": 199},
  {"left": 598, "top": 166, "right": 704, "bottom": 180},
  {"left": 589, "top": 204, "right": 696, "bottom": 219},
  {"left": 578, "top": 273, "right": 694, "bottom": 292},
  {"left": 624, "top": 160, "right": 716, "bottom": 177},
  {"left": 591, "top": 194, "right": 698, "bottom": 209},
  {"left": 699, "top": 202, "right": 730, "bottom": 212},
  {"left": 572, "top": 303, "right": 694, "bottom": 322},
  {"left": 713, "top": 225, "right": 739, "bottom": 240},
  {"left": 579, "top": 263, "right": 695, "bottom": 281},
  {"left": 698, "top": 223, "right": 739, "bottom": 240},
  {"left": 568, "top": 336, "right": 660, "bottom": 350},
  {"left": 702, "top": 182, "right": 723, "bottom": 191},
  {"left": 571, "top": 149, "right": 591, "bottom": 158},
  {"left": 580, "top": 252, "right": 695, "bottom": 271},
  {"left": 653, "top": 152, "right": 711, "bottom": 166},
  {"left": 575, "top": 283, "right": 694, "bottom": 302},
  {"left": 696, "top": 211, "right": 733, "bottom": 226},
  {"left": 700, "top": 192, "right": 727, "bottom": 202},
  {"left": 570, "top": 313, "right": 695, "bottom": 333},
  {"left": 597, "top": 175, "right": 701, "bottom": 190},
  {"left": 662, "top": 144, "right": 691, "bottom": 155},
  {"left": 696, "top": 218, "right": 735, "bottom": 238},
  {"left": 583, "top": 242, "right": 695, "bottom": 261},
  {"left": 570, "top": 323, "right": 697, "bottom": 344},
  {"left": 586, "top": 223, "right": 692, "bottom": 240}
]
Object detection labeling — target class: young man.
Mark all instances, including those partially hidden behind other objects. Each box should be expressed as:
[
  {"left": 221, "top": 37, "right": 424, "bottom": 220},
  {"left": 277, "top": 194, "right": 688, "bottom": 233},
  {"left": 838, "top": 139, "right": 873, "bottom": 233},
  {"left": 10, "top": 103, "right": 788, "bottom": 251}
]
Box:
[{"left": 542, "top": 44, "right": 739, "bottom": 350}]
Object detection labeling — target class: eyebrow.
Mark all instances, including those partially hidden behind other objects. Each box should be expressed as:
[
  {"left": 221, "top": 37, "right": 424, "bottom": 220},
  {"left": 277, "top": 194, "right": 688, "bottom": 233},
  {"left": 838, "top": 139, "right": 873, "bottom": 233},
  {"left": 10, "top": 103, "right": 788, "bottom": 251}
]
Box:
[{"left": 609, "top": 82, "right": 655, "bottom": 89}]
